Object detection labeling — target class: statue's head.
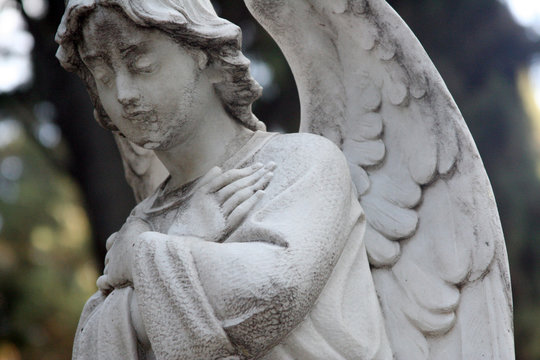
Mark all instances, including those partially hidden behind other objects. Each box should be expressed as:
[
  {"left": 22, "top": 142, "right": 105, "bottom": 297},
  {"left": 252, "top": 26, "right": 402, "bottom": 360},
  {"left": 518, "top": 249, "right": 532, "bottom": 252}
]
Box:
[{"left": 56, "top": 0, "right": 264, "bottom": 147}]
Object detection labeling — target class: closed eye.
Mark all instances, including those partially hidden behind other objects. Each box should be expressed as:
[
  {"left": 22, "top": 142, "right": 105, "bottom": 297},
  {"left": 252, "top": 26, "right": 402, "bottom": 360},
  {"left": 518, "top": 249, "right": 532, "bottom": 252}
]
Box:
[
  {"left": 94, "top": 66, "right": 114, "bottom": 87},
  {"left": 130, "top": 55, "right": 159, "bottom": 73}
]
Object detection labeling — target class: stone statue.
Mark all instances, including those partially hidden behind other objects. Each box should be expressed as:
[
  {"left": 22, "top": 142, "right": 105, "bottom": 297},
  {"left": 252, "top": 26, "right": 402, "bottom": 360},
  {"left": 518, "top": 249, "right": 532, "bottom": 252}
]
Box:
[{"left": 55, "top": 0, "right": 515, "bottom": 359}]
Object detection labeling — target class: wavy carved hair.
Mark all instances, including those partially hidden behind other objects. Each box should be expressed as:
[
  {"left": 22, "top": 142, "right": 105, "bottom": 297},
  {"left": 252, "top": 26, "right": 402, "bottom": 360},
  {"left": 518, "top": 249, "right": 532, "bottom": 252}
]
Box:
[{"left": 55, "top": 0, "right": 265, "bottom": 132}]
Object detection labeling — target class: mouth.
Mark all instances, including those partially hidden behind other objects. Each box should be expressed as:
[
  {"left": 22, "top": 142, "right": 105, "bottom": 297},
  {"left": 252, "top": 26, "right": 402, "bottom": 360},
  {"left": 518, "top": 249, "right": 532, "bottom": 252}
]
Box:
[{"left": 122, "top": 109, "right": 157, "bottom": 124}]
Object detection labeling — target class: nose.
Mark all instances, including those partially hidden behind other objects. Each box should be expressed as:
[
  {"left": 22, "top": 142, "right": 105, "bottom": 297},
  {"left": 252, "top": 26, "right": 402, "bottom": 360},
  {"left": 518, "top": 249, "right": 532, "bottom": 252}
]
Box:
[{"left": 115, "top": 73, "right": 140, "bottom": 107}]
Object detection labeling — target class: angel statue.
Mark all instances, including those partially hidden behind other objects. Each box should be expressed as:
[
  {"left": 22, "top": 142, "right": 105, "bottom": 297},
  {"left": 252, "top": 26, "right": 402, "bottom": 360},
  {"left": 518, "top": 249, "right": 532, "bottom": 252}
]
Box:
[{"left": 55, "top": 0, "right": 514, "bottom": 359}]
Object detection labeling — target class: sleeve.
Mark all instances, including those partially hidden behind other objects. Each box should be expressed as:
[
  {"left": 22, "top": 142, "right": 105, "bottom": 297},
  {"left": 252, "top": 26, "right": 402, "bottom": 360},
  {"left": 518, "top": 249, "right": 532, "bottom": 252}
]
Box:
[
  {"left": 131, "top": 137, "right": 363, "bottom": 359},
  {"left": 73, "top": 288, "right": 140, "bottom": 360}
]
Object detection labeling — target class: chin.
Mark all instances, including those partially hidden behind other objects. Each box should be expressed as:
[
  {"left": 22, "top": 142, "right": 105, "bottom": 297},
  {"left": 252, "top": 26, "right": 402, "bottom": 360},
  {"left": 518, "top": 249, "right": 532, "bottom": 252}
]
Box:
[
  {"left": 139, "top": 135, "right": 178, "bottom": 151},
  {"left": 125, "top": 136, "right": 162, "bottom": 150},
  {"left": 141, "top": 141, "right": 162, "bottom": 150}
]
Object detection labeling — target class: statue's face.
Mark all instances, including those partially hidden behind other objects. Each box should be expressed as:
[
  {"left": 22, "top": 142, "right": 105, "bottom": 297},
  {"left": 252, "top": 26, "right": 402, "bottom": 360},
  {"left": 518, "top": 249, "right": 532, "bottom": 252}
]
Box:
[{"left": 79, "top": 6, "right": 212, "bottom": 150}]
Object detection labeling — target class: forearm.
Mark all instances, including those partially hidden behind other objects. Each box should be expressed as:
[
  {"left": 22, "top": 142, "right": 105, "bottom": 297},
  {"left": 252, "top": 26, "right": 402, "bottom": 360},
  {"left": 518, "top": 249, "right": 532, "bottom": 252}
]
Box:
[
  {"left": 132, "top": 228, "right": 350, "bottom": 359},
  {"left": 188, "top": 237, "right": 343, "bottom": 357}
]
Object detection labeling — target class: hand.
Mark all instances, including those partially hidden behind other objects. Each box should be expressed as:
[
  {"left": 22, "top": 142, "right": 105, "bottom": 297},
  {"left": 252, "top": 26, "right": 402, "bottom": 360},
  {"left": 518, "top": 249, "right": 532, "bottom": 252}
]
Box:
[
  {"left": 97, "top": 217, "right": 152, "bottom": 292},
  {"left": 168, "top": 162, "right": 275, "bottom": 242},
  {"left": 96, "top": 162, "right": 275, "bottom": 293}
]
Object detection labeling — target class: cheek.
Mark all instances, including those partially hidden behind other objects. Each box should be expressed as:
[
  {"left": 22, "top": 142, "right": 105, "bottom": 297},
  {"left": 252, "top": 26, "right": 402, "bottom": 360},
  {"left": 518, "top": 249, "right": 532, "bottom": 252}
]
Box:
[
  {"left": 97, "top": 89, "right": 130, "bottom": 131},
  {"left": 97, "top": 88, "right": 118, "bottom": 114},
  {"left": 141, "top": 77, "right": 184, "bottom": 116},
  {"left": 158, "top": 61, "right": 197, "bottom": 95}
]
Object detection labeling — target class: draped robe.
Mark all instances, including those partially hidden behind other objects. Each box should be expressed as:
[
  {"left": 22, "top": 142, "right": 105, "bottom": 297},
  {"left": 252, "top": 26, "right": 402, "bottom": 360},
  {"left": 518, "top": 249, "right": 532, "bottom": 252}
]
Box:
[{"left": 72, "top": 132, "right": 392, "bottom": 360}]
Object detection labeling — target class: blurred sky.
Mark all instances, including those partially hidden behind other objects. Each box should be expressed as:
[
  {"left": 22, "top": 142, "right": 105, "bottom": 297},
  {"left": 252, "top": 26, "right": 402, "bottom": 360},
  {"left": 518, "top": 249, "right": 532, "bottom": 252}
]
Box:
[
  {"left": 503, "top": 0, "right": 540, "bottom": 107},
  {"left": 505, "top": 0, "right": 540, "bottom": 35}
]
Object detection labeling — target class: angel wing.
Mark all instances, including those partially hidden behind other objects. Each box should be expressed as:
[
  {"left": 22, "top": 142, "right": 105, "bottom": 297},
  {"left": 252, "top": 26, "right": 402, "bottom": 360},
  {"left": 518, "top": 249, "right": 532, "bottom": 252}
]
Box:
[{"left": 243, "top": 0, "right": 514, "bottom": 358}]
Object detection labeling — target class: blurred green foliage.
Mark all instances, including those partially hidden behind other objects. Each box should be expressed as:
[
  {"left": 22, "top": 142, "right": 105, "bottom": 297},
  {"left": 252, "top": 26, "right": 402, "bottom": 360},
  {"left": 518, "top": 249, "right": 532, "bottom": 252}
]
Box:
[
  {"left": 0, "top": 124, "right": 97, "bottom": 359},
  {"left": 0, "top": 0, "right": 539, "bottom": 358}
]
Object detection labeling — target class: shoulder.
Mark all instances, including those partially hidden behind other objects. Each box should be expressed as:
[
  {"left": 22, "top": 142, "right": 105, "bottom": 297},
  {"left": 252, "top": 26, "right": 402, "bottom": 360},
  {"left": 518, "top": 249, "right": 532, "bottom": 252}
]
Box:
[
  {"left": 254, "top": 132, "right": 350, "bottom": 184},
  {"left": 262, "top": 132, "right": 346, "bottom": 166}
]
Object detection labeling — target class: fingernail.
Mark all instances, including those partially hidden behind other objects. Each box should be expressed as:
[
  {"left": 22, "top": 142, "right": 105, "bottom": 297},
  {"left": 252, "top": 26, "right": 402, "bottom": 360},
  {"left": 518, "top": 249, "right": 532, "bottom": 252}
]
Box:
[
  {"left": 265, "top": 161, "right": 276, "bottom": 170},
  {"left": 252, "top": 162, "right": 264, "bottom": 169},
  {"left": 265, "top": 172, "right": 274, "bottom": 179}
]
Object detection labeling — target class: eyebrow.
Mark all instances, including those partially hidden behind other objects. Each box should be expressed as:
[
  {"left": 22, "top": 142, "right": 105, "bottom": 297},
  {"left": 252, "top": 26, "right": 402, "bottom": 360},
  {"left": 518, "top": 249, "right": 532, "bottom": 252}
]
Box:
[
  {"left": 119, "top": 42, "right": 150, "bottom": 59},
  {"left": 79, "top": 41, "right": 151, "bottom": 65},
  {"left": 80, "top": 51, "right": 106, "bottom": 65}
]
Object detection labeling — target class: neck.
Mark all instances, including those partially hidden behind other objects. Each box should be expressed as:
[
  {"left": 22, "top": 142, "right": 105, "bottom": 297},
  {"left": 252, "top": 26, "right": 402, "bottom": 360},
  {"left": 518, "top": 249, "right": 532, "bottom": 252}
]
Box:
[{"left": 154, "top": 108, "right": 253, "bottom": 191}]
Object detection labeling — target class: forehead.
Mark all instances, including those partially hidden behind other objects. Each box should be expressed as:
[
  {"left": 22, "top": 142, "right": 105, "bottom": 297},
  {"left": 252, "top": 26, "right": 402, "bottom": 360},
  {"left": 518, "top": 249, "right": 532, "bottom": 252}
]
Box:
[{"left": 79, "top": 6, "right": 148, "bottom": 56}]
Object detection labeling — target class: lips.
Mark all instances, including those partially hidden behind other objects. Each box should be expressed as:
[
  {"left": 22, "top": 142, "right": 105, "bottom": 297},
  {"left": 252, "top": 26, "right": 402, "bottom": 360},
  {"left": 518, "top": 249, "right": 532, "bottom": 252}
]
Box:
[{"left": 122, "top": 109, "right": 157, "bottom": 124}]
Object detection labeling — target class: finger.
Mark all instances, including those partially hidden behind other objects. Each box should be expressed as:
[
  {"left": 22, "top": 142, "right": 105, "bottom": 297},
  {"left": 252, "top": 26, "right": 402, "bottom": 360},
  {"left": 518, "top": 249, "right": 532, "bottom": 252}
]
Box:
[
  {"left": 138, "top": 231, "right": 168, "bottom": 243},
  {"left": 125, "top": 217, "right": 153, "bottom": 235},
  {"left": 227, "top": 190, "right": 265, "bottom": 229},
  {"left": 97, "top": 275, "right": 113, "bottom": 292},
  {"left": 222, "top": 172, "right": 273, "bottom": 216},
  {"left": 105, "top": 232, "right": 118, "bottom": 251},
  {"left": 204, "top": 163, "right": 264, "bottom": 193},
  {"left": 216, "top": 166, "right": 269, "bottom": 202},
  {"left": 197, "top": 166, "right": 223, "bottom": 191}
]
